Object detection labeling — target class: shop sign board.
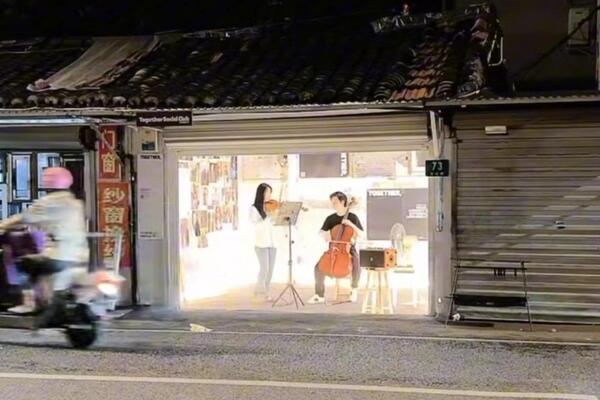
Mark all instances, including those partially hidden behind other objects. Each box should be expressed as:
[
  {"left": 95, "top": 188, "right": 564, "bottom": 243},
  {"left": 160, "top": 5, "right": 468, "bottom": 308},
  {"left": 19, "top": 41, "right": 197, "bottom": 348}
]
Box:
[{"left": 136, "top": 110, "right": 192, "bottom": 127}]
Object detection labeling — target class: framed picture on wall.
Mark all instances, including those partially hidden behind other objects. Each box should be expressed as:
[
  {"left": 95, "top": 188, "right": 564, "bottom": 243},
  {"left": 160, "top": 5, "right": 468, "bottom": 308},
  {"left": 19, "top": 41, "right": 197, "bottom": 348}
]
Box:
[
  {"left": 240, "top": 155, "right": 286, "bottom": 180},
  {"left": 299, "top": 153, "right": 349, "bottom": 178}
]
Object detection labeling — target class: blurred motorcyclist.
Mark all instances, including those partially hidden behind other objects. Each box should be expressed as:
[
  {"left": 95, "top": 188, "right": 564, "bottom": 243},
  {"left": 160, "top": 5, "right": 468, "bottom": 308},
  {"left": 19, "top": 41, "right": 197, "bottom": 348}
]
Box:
[{"left": 0, "top": 167, "right": 89, "bottom": 316}]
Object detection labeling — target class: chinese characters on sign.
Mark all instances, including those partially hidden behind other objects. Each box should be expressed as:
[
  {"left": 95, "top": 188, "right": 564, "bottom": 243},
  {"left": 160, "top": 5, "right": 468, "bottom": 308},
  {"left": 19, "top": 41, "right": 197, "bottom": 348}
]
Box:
[
  {"left": 97, "top": 126, "right": 131, "bottom": 269},
  {"left": 98, "top": 181, "right": 131, "bottom": 268},
  {"left": 99, "top": 126, "right": 122, "bottom": 180}
]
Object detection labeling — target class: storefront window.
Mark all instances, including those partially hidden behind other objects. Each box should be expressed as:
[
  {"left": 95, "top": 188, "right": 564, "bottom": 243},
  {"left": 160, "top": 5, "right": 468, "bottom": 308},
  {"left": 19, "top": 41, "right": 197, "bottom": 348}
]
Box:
[
  {"left": 37, "top": 153, "right": 61, "bottom": 188},
  {"left": 0, "top": 153, "right": 5, "bottom": 183},
  {"left": 178, "top": 150, "right": 429, "bottom": 315},
  {"left": 0, "top": 183, "right": 7, "bottom": 220},
  {"left": 0, "top": 151, "right": 85, "bottom": 220},
  {"left": 12, "top": 154, "right": 31, "bottom": 201}
]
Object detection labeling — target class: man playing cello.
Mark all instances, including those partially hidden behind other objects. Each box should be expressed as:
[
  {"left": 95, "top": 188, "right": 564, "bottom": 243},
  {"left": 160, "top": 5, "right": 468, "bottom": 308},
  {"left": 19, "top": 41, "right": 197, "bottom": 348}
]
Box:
[{"left": 307, "top": 191, "right": 363, "bottom": 304}]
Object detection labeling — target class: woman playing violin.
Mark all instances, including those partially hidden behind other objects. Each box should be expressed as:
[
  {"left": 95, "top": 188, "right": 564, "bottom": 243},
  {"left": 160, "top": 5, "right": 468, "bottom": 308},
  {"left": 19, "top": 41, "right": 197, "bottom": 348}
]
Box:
[{"left": 249, "top": 183, "right": 278, "bottom": 301}]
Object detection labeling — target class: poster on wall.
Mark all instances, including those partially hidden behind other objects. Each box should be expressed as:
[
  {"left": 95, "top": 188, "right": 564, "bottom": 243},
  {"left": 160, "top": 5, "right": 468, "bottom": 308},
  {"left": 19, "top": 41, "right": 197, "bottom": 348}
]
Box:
[
  {"left": 351, "top": 152, "right": 406, "bottom": 177},
  {"left": 366, "top": 188, "right": 428, "bottom": 240},
  {"left": 299, "top": 153, "right": 348, "bottom": 178},
  {"left": 98, "top": 181, "right": 131, "bottom": 268},
  {"left": 239, "top": 155, "right": 286, "bottom": 180},
  {"left": 137, "top": 154, "right": 164, "bottom": 240},
  {"left": 99, "top": 126, "right": 122, "bottom": 181},
  {"left": 189, "top": 156, "right": 238, "bottom": 248}
]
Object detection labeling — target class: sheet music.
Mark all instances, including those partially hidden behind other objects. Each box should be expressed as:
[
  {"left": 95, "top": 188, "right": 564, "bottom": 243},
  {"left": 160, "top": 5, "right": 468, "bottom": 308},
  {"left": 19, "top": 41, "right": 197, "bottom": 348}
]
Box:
[{"left": 273, "top": 201, "right": 303, "bottom": 226}]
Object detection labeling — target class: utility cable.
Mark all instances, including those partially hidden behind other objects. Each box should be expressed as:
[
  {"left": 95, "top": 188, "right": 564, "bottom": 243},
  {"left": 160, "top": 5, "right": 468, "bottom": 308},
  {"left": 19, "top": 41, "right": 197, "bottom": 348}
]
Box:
[{"left": 510, "top": 4, "right": 600, "bottom": 81}]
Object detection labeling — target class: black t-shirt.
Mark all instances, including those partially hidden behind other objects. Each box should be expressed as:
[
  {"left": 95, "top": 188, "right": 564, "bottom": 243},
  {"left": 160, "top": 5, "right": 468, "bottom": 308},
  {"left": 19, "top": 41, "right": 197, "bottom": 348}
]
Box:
[{"left": 320, "top": 212, "right": 363, "bottom": 233}]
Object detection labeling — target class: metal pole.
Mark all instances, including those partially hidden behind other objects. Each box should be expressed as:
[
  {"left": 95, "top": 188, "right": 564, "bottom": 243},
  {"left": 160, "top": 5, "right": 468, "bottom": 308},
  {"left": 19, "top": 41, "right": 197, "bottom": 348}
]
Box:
[
  {"left": 288, "top": 218, "right": 292, "bottom": 284},
  {"left": 597, "top": 0, "right": 600, "bottom": 90}
]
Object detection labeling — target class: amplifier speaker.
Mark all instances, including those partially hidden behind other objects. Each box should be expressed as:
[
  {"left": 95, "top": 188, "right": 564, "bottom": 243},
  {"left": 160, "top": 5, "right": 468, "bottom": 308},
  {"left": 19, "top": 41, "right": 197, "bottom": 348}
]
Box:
[{"left": 359, "top": 248, "right": 397, "bottom": 268}]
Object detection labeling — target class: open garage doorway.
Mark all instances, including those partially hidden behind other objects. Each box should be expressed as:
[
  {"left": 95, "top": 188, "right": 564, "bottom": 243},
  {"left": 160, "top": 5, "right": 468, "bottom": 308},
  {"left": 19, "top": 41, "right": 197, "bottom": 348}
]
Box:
[{"left": 177, "top": 150, "right": 429, "bottom": 315}]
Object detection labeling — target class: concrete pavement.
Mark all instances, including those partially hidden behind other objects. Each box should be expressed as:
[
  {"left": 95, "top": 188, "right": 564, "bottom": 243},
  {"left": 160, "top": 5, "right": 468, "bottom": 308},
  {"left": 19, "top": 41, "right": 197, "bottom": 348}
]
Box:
[
  {"left": 111, "top": 308, "right": 600, "bottom": 345},
  {"left": 2, "top": 308, "right": 599, "bottom": 345}
]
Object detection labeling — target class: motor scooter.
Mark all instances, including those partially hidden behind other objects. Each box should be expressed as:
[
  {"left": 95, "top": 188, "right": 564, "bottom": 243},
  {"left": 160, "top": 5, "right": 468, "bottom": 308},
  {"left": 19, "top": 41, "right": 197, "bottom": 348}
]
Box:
[{"left": 0, "top": 228, "right": 123, "bottom": 348}]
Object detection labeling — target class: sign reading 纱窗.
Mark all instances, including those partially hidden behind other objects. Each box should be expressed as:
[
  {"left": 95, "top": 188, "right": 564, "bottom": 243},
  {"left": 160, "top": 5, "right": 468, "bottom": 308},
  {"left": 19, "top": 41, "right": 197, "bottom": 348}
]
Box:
[
  {"left": 135, "top": 110, "right": 192, "bottom": 127},
  {"left": 98, "top": 181, "right": 131, "bottom": 268}
]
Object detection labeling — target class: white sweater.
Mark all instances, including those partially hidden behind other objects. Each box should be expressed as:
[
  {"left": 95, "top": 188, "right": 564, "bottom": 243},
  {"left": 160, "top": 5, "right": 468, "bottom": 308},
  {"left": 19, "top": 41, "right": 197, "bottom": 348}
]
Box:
[{"left": 249, "top": 205, "right": 275, "bottom": 248}]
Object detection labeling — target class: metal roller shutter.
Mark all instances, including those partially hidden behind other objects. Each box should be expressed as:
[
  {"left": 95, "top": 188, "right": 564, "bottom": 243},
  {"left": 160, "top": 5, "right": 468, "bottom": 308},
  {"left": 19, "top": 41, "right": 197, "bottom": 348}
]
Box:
[
  {"left": 162, "top": 111, "right": 428, "bottom": 153},
  {"left": 454, "top": 109, "right": 600, "bottom": 324}
]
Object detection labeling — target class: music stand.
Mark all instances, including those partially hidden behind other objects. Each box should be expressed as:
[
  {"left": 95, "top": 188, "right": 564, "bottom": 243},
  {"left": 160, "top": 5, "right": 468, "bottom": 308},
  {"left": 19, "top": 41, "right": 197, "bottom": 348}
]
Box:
[{"left": 272, "top": 201, "right": 304, "bottom": 309}]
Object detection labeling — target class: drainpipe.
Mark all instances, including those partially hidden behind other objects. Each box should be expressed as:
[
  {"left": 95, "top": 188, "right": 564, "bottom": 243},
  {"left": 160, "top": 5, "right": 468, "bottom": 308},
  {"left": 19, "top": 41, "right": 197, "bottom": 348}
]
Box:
[{"left": 126, "top": 152, "right": 139, "bottom": 306}]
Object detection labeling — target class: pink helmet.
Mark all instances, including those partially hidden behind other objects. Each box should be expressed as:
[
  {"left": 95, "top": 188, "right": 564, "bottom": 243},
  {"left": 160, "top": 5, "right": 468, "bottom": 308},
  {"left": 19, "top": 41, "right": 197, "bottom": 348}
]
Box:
[{"left": 42, "top": 167, "right": 73, "bottom": 189}]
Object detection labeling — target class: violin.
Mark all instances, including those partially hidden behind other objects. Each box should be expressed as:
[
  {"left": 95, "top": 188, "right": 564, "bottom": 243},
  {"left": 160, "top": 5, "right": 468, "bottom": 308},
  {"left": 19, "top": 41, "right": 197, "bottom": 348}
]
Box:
[
  {"left": 265, "top": 199, "right": 308, "bottom": 214},
  {"left": 317, "top": 197, "right": 357, "bottom": 278},
  {"left": 264, "top": 199, "right": 280, "bottom": 213}
]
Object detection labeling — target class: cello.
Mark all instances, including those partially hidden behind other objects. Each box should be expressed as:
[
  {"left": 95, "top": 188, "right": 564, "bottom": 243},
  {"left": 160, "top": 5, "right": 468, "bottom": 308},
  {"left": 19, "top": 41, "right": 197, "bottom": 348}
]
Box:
[{"left": 317, "top": 197, "right": 357, "bottom": 278}]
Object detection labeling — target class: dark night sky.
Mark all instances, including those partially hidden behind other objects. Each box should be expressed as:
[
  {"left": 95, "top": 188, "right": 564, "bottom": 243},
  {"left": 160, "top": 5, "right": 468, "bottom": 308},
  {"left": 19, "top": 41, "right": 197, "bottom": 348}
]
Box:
[{"left": 0, "top": 0, "right": 451, "bottom": 39}]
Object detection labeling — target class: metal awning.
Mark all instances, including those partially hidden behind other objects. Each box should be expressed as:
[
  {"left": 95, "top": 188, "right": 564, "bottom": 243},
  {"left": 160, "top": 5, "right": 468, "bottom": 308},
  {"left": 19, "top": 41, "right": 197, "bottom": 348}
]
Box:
[{"left": 427, "top": 93, "right": 600, "bottom": 108}]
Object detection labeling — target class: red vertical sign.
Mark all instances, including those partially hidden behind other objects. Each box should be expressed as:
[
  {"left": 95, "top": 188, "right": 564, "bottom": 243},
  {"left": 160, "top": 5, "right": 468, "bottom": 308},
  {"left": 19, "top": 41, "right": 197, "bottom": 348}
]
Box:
[
  {"left": 99, "top": 126, "right": 122, "bottom": 181},
  {"left": 97, "top": 126, "right": 130, "bottom": 268},
  {"left": 98, "top": 182, "right": 131, "bottom": 268}
]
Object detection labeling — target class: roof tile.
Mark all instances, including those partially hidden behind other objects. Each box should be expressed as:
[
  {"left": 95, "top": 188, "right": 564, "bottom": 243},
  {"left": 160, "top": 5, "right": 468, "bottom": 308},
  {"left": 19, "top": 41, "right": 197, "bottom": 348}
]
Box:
[{"left": 0, "top": 9, "right": 500, "bottom": 109}]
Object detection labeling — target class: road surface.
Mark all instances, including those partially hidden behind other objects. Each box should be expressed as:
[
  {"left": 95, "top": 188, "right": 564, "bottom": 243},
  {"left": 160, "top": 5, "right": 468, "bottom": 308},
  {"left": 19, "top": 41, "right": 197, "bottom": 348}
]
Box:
[{"left": 0, "top": 327, "right": 597, "bottom": 400}]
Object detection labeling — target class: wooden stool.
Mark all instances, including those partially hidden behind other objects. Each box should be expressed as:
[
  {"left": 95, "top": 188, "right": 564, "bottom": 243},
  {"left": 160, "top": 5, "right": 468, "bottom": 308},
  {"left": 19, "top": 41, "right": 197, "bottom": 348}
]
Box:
[
  {"left": 334, "top": 276, "right": 352, "bottom": 302},
  {"left": 362, "top": 268, "right": 394, "bottom": 314}
]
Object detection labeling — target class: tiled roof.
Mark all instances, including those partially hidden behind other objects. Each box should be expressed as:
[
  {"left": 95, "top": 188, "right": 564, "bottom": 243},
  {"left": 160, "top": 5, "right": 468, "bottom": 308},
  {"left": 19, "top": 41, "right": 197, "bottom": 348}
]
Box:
[
  {"left": 0, "top": 38, "right": 91, "bottom": 108},
  {"left": 0, "top": 8, "right": 500, "bottom": 109}
]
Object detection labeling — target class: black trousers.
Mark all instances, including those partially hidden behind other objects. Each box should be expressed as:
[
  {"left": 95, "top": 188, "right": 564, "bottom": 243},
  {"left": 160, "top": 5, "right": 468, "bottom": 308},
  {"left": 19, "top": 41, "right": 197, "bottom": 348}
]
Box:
[
  {"left": 17, "top": 255, "right": 67, "bottom": 288},
  {"left": 314, "top": 245, "right": 360, "bottom": 297}
]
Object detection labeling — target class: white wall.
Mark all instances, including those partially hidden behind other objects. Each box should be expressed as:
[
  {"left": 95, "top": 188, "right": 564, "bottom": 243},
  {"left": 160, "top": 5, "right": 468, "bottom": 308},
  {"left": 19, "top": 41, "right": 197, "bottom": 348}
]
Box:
[
  {"left": 428, "top": 131, "right": 455, "bottom": 318},
  {"left": 130, "top": 127, "right": 169, "bottom": 306}
]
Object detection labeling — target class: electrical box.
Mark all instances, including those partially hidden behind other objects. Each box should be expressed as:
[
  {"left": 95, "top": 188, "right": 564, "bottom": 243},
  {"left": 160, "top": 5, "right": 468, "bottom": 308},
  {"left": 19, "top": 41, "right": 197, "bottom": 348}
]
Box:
[{"left": 568, "top": 7, "right": 591, "bottom": 46}]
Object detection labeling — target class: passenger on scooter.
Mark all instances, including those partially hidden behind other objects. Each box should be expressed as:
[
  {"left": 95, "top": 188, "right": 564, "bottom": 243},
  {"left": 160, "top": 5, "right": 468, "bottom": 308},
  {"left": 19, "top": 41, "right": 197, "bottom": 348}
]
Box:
[{"left": 0, "top": 167, "right": 89, "bottom": 316}]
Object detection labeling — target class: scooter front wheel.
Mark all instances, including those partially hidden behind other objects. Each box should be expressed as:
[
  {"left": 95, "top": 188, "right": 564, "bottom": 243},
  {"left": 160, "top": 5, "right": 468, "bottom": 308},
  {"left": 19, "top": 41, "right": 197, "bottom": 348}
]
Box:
[
  {"left": 66, "top": 323, "right": 98, "bottom": 349},
  {"left": 64, "top": 303, "right": 100, "bottom": 349}
]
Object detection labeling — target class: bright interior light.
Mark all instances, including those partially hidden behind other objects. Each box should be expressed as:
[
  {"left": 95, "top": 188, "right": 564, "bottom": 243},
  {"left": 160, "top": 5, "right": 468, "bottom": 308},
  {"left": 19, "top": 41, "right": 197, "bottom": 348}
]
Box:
[{"left": 178, "top": 152, "right": 431, "bottom": 308}]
